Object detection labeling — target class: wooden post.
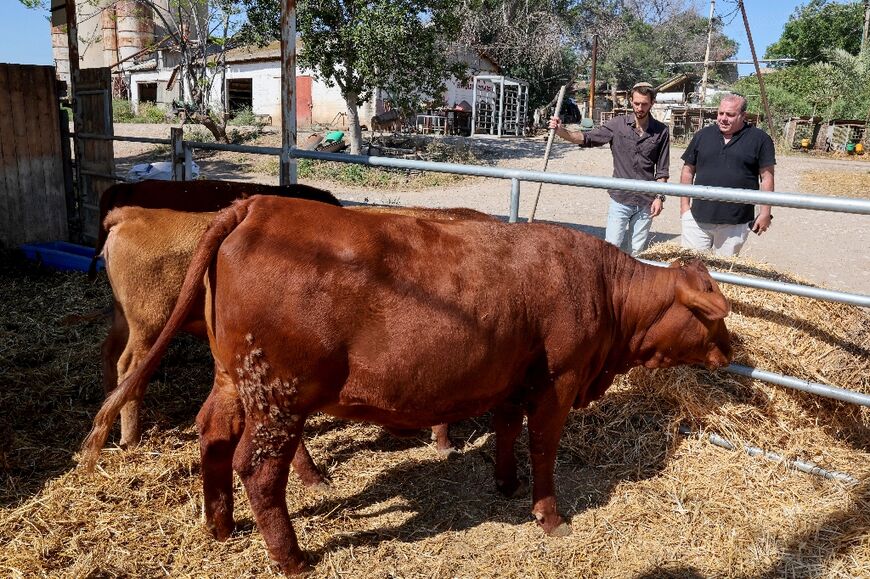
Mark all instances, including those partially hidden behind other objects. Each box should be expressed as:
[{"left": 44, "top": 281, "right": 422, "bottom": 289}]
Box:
[
  {"left": 739, "top": 0, "right": 774, "bottom": 134},
  {"left": 171, "top": 127, "right": 184, "bottom": 180},
  {"left": 65, "top": 0, "right": 84, "bottom": 242},
  {"left": 588, "top": 35, "right": 598, "bottom": 120},
  {"left": 699, "top": 0, "right": 715, "bottom": 131},
  {"left": 280, "top": 0, "right": 298, "bottom": 186}
]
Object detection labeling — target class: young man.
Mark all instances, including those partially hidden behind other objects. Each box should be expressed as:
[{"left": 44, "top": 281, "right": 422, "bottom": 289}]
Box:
[
  {"left": 549, "top": 82, "right": 670, "bottom": 256},
  {"left": 679, "top": 94, "right": 775, "bottom": 256}
]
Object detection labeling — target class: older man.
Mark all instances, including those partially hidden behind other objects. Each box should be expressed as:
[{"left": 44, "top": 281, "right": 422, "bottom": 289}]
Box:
[
  {"left": 550, "top": 82, "right": 670, "bottom": 256},
  {"left": 679, "top": 94, "right": 775, "bottom": 256}
]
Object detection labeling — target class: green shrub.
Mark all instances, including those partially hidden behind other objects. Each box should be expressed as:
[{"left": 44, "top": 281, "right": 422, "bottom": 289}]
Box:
[
  {"left": 113, "top": 99, "right": 134, "bottom": 122},
  {"left": 139, "top": 102, "right": 168, "bottom": 123},
  {"left": 228, "top": 107, "right": 262, "bottom": 126}
]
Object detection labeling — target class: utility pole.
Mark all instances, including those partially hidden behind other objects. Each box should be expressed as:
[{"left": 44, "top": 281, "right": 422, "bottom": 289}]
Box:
[
  {"left": 862, "top": 0, "right": 870, "bottom": 54},
  {"left": 739, "top": 1, "right": 774, "bottom": 134},
  {"left": 698, "top": 0, "right": 715, "bottom": 132},
  {"left": 699, "top": 0, "right": 716, "bottom": 107}
]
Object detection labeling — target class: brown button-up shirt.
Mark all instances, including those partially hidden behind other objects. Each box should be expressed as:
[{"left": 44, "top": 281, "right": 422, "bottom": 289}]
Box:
[{"left": 581, "top": 114, "right": 670, "bottom": 207}]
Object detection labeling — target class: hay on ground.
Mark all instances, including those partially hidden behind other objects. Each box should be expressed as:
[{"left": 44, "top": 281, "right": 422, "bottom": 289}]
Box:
[{"left": 0, "top": 243, "right": 868, "bottom": 578}]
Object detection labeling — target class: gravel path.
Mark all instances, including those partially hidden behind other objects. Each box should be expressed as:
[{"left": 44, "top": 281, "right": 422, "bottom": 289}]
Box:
[{"left": 112, "top": 123, "right": 870, "bottom": 295}]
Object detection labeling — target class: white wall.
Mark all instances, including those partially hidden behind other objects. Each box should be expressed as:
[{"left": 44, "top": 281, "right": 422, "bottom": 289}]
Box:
[{"left": 205, "top": 60, "right": 350, "bottom": 127}]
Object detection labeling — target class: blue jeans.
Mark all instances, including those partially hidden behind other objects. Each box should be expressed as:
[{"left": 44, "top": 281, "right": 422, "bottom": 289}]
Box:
[{"left": 605, "top": 198, "right": 653, "bottom": 256}]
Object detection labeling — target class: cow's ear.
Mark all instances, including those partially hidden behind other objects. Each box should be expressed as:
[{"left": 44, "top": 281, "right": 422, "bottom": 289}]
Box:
[{"left": 676, "top": 277, "right": 730, "bottom": 321}]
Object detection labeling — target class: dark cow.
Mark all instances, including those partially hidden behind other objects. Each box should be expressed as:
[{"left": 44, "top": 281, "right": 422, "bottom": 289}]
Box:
[
  {"left": 88, "top": 179, "right": 342, "bottom": 278},
  {"left": 84, "top": 196, "right": 732, "bottom": 575}
]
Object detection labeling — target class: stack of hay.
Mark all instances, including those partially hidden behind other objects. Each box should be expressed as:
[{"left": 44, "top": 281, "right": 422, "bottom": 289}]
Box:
[{"left": 0, "top": 244, "right": 867, "bottom": 578}]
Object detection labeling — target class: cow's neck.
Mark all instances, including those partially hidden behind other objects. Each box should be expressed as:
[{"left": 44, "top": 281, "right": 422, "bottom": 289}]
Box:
[{"left": 606, "top": 254, "right": 674, "bottom": 371}]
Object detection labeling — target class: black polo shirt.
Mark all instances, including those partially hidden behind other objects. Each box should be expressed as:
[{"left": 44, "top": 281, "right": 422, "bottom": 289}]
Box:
[{"left": 681, "top": 124, "right": 776, "bottom": 224}]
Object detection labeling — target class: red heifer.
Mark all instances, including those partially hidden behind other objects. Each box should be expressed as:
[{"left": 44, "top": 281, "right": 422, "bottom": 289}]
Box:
[
  {"left": 89, "top": 179, "right": 342, "bottom": 278},
  {"left": 84, "top": 196, "right": 732, "bottom": 575}
]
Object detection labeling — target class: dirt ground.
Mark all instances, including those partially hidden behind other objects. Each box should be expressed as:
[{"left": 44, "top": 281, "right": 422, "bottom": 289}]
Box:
[{"left": 112, "top": 123, "right": 870, "bottom": 294}]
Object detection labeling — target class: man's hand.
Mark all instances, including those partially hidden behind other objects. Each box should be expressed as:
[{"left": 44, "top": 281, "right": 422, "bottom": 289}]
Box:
[
  {"left": 752, "top": 209, "right": 772, "bottom": 235},
  {"left": 549, "top": 116, "right": 584, "bottom": 144},
  {"left": 650, "top": 197, "right": 663, "bottom": 217}
]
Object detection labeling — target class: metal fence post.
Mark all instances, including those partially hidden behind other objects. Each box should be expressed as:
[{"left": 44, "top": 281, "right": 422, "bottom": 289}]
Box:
[{"left": 509, "top": 178, "right": 520, "bottom": 223}]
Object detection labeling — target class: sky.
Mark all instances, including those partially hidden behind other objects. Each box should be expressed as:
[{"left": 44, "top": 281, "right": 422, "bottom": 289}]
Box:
[{"left": 0, "top": 0, "right": 843, "bottom": 75}]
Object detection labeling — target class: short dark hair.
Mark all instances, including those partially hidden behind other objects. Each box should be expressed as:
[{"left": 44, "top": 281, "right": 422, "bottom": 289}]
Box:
[{"left": 631, "top": 82, "right": 656, "bottom": 100}]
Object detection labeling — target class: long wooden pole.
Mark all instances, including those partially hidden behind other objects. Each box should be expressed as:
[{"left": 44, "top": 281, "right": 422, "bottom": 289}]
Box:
[
  {"left": 739, "top": 0, "right": 773, "bottom": 134},
  {"left": 528, "top": 85, "right": 568, "bottom": 223},
  {"left": 587, "top": 35, "right": 598, "bottom": 115}
]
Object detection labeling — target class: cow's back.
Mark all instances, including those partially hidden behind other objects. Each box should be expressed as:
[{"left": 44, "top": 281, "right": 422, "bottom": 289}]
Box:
[{"left": 104, "top": 207, "right": 214, "bottom": 333}]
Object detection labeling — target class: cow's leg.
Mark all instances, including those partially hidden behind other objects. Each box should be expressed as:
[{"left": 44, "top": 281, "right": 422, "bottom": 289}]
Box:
[
  {"left": 196, "top": 366, "right": 244, "bottom": 541},
  {"left": 291, "top": 436, "right": 330, "bottom": 492},
  {"left": 100, "top": 302, "right": 128, "bottom": 395},
  {"left": 114, "top": 329, "right": 150, "bottom": 448},
  {"left": 234, "top": 415, "right": 310, "bottom": 575},
  {"left": 525, "top": 387, "right": 573, "bottom": 537},
  {"left": 431, "top": 423, "right": 457, "bottom": 457},
  {"left": 492, "top": 402, "right": 526, "bottom": 497}
]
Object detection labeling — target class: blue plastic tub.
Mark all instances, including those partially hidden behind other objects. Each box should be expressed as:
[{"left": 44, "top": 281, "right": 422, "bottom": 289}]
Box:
[{"left": 19, "top": 241, "right": 105, "bottom": 273}]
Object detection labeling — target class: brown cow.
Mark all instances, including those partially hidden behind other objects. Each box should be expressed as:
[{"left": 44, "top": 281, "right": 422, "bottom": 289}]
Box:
[
  {"left": 369, "top": 110, "right": 404, "bottom": 134},
  {"left": 84, "top": 196, "right": 732, "bottom": 575},
  {"left": 100, "top": 203, "right": 492, "bottom": 457},
  {"left": 88, "top": 179, "right": 342, "bottom": 278}
]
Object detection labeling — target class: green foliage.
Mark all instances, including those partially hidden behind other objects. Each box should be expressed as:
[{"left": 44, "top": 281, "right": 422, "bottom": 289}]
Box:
[
  {"left": 597, "top": 7, "right": 737, "bottom": 89},
  {"left": 734, "top": 49, "right": 870, "bottom": 123},
  {"left": 242, "top": 0, "right": 463, "bottom": 152},
  {"left": 112, "top": 100, "right": 170, "bottom": 123},
  {"left": 765, "top": 0, "right": 865, "bottom": 64},
  {"left": 227, "top": 107, "right": 263, "bottom": 126}
]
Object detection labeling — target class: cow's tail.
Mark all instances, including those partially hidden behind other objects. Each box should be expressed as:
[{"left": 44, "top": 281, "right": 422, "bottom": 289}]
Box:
[{"left": 80, "top": 198, "right": 254, "bottom": 472}]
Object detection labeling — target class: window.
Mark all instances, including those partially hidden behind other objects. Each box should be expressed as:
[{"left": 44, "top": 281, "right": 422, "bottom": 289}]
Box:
[
  {"left": 138, "top": 82, "right": 157, "bottom": 104},
  {"left": 227, "top": 78, "right": 253, "bottom": 112}
]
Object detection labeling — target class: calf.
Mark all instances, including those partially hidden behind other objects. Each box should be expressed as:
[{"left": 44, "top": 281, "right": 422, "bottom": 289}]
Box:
[
  {"left": 84, "top": 196, "right": 731, "bottom": 575},
  {"left": 370, "top": 110, "right": 404, "bottom": 134},
  {"left": 89, "top": 179, "right": 342, "bottom": 278}
]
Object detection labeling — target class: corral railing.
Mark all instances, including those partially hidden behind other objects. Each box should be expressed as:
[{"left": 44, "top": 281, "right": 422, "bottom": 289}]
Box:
[{"left": 76, "top": 131, "right": 870, "bottom": 408}]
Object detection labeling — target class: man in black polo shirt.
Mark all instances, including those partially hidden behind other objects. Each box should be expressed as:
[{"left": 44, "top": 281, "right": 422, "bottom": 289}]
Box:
[{"left": 680, "top": 94, "right": 774, "bottom": 256}]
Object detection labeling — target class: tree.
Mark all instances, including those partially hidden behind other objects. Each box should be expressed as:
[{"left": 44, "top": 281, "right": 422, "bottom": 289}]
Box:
[
  {"left": 22, "top": 0, "right": 248, "bottom": 143},
  {"left": 765, "top": 0, "right": 865, "bottom": 64},
  {"left": 597, "top": 4, "right": 737, "bottom": 89},
  {"left": 244, "top": 0, "right": 463, "bottom": 154}
]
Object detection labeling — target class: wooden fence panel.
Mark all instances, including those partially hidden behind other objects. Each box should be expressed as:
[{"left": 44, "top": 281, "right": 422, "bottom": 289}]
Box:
[
  {"left": 77, "top": 67, "right": 115, "bottom": 243},
  {"left": 0, "top": 63, "right": 66, "bottom": 247}
]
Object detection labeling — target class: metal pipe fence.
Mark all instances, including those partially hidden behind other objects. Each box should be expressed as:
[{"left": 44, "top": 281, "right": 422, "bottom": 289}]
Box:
[{"left": 76, "top": 131, "right": 869, "bottom": 408}]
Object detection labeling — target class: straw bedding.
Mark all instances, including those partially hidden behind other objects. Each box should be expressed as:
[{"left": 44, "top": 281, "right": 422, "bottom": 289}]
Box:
[{"left": 1, "top": 243, "right": 867, "bottom": 578}]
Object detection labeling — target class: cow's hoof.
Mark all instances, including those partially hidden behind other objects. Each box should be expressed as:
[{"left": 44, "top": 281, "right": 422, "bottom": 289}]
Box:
[
  {"left": 496, "top": 476, "right": 528, "bottom": 498},
  {"left": 305, "top": 481, "right": 332, "bottom": 495},
  {"left": 277, "top": 556, "right": 313, "bottom": 576},
  {"left": 436, "top": 446, "right": 459, "bottom": 459},
  {"left": 548, "top": 522, "right": 572, "bottom": 537},
  {"left": 205, "top": 519, "right": 235, "bottom": 542}
]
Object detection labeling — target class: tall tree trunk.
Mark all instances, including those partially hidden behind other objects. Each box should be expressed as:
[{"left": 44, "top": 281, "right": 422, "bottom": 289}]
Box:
[{"left": 344, "top": 91, "right": 363, "bottom": 155}]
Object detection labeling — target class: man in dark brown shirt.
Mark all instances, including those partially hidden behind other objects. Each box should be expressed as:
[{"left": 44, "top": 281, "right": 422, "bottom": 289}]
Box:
[{"left": 549, "top": 82, "right": 670, "bottom": 255}]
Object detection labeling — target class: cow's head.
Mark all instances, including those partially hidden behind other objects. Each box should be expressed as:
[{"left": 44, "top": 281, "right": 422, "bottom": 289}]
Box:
[{"left": 640, "top": 259, "right": 732, "bottom": 370}]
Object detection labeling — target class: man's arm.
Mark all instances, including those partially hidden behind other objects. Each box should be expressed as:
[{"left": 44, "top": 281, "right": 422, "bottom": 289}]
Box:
[
  {"left": 752, "top": 165, "right": 775, "bottom": 234},
  {"left": 548, "top": 116, "right": 585, "bottom": 144},
  {"left": 679, "top": 164, "right": 696, "bottom": 215}
]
